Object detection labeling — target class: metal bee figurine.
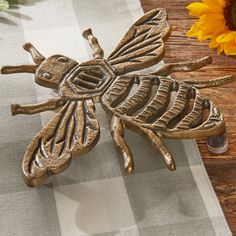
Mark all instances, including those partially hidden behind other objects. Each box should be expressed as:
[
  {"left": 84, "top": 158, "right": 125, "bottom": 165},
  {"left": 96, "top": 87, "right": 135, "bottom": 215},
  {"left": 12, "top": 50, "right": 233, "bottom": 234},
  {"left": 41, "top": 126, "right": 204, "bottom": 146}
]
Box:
[{"left": 1, "top": 9, "right": 232, "bottom": 187}]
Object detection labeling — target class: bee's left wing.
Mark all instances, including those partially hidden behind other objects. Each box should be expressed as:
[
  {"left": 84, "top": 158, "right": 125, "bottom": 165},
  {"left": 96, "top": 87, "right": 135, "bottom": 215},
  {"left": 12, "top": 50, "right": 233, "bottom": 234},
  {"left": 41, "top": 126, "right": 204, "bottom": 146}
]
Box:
[
  {"left": 22, "top": 100, "right": 100, "bottom": 187},
  {"left": 107, "top": 8, "right": 171, "bottom": 75}
]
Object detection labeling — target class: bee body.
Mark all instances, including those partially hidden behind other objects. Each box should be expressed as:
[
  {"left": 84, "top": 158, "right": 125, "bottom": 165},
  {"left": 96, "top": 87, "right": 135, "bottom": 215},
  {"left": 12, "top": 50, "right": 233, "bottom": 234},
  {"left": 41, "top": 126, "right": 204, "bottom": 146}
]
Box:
[
  {"left": 101, "top": 75, "right": 224, "bottom": 140},
  {"left": 1, "top": 8, "right": 231, "bottom": 187}
]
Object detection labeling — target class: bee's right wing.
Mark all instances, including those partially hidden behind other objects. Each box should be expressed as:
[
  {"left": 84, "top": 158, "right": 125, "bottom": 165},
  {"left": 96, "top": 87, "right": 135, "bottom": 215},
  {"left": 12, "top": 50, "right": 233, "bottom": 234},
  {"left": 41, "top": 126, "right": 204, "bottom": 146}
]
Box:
[
  {"left": 107, "top": 8, "right": 171, "bottom": 75},
  {"left": 22, "top": 100, "right": 100, "bottom": 187}
]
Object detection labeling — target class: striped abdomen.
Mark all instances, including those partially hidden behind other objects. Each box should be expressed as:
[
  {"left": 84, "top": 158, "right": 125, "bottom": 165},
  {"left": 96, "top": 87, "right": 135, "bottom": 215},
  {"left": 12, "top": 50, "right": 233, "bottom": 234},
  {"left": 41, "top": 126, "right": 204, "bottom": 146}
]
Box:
[{"left": 101, "top": 75, "right": 223, "bottom": 135}]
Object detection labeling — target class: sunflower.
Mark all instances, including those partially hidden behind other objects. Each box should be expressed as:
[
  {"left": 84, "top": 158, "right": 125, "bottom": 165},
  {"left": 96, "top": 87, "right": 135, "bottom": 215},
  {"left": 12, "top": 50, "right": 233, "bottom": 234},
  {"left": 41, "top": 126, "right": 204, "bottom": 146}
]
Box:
[{"left": 186, "top": 0, "right": 236, "bottom": 55}]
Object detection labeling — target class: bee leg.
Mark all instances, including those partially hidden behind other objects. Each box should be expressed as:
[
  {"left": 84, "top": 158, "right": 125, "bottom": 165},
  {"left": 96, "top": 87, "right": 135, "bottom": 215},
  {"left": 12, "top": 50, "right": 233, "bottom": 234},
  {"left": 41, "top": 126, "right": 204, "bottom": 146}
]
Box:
[
  {"left": 11, "top": 98, "right": 66, "bottom": 116},
  {"left": 142, "top": 128, "right": 176, "bottom": 171},
  {"left": 110, "top": 116, "right": 134, "bottom": 174},
  {"left": 1, "top": 65, "right": 38, "bottom": 74},
  {"left": 82, "top": 28, "right": 104, "bottom": 59},
  {"left": 152, "top": 56, "right": 212, "bottom": 76},
  {"left": 183, "top": 75, "right": 233, "bottom": 89}
]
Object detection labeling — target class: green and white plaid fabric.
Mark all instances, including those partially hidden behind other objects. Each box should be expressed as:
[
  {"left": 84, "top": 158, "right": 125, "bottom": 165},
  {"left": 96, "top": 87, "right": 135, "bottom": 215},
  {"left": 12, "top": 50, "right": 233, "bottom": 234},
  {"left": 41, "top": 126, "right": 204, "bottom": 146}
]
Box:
[{"left": 0, "top": 0, "right": 232, "bottom": 235}]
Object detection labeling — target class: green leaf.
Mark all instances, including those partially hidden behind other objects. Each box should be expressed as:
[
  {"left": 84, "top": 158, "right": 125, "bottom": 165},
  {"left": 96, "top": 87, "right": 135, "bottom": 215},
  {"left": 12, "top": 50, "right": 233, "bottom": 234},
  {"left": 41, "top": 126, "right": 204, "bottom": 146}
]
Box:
[{"left": 0, "top": 0, "right": 9, "bottom": 11}]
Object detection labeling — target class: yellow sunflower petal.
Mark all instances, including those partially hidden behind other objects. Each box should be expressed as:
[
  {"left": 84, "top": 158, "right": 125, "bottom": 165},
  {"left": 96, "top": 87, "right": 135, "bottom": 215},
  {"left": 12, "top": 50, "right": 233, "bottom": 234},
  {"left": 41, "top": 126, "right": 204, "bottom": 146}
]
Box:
[
  {"left": 187, "top": 17, "right": 226, "bottom": 42},
  {"left": 186, "top": 2, "right": 211, "bottom": 17},
  {"left": 195, "top": 14, "right": 226, "bottom": 40},
  {"left": 217, "top": 43, "right": 225, "bottom": 54},
  {"left": 223, "top": 42, "right": 236, "bottom": 55},
  {"left": 187, "top": 22, "right": 200, "bottom": 37},
  {"left": 217, "top": 0, "right": 226, "bottom": 8},
  {"left": 217, "top": 31, "right": 236, "bottom": 43},
  {"left": 209, "top": 38, "right": 219, "bottom": 48},
  {"left": 202, "top": 0, "right": 224, "bottom": 13},
  {"left": 202, "top": 28, "right": 227, "bottom": 39},
  {"left": 198, "top": 13, "right": 225, "bottom": 28},
  {"left": 197, "top": 31, "right": 209, "bottom": 41}
]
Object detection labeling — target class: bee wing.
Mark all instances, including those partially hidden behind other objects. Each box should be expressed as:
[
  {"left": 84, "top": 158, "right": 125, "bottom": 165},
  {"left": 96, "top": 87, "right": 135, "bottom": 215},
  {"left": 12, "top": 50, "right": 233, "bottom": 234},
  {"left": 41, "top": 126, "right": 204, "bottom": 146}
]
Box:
[
  {"left": 107, "top": 8, "right": 171, "bottom": 75},
  {"left": 22, "top": 99, "right": 100, "bottom": 187}
]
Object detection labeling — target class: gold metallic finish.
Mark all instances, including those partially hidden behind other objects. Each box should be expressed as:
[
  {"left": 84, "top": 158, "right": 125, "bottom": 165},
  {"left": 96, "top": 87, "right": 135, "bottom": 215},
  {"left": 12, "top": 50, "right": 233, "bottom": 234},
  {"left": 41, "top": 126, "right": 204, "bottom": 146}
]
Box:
[
  {"left": 82, "top": 28, "right": 104, "bottom": 59},
  {"left": 11, "top": 98, "right": 66, "bottom": 116},
  {"left": 1, "top": 8, "right": 232, "bottom": 187},
  {"left": 111, "top": 116, "right": 134, "bottom": 174},
  {"left": 22, "top": 100, "right": 100, "bottom": 187},
  {"left": 1, "top": 65, "right": 38, "bottom": 74}
]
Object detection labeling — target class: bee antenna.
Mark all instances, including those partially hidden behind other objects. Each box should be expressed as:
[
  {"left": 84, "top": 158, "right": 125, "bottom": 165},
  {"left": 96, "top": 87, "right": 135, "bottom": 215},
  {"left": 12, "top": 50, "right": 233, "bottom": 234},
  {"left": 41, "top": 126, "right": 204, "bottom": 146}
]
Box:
[
  {"left": 23, "top": 42, "right": 45, "bottom": 65},
  {"left": 82, "top": 28, "right": 104, "bottom": 59}
]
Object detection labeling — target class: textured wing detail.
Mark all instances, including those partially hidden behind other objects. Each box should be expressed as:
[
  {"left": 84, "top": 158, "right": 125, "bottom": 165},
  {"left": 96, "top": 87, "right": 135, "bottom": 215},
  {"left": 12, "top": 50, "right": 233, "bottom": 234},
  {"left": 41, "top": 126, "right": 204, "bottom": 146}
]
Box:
[
  {"left": 107, "top": 8, "right": 171, "bottom": 75},
  {"left": 22, "top": 100, "right": 100, "bottom": 187}
]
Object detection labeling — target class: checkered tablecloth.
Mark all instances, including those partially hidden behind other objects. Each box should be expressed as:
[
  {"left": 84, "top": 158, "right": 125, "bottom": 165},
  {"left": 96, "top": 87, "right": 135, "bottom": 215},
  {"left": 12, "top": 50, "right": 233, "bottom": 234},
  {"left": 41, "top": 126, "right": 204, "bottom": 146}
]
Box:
[{"left": 0, "top": 0, "right": 232, "bottom": 235}]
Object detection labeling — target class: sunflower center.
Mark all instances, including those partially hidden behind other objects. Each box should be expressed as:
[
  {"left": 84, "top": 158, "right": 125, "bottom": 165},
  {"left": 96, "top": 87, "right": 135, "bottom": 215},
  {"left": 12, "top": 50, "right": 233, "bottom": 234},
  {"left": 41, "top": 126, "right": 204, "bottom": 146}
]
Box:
[{"left": 224, "top": 0, "right": 236, "bottom": 30}]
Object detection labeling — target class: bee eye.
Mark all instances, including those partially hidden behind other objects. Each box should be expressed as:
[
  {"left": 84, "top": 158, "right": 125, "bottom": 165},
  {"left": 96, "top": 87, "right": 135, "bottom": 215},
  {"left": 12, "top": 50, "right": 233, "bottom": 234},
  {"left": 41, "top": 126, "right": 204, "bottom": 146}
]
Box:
[
  {"left": 58, "top": 56, "right": 68, "bottom": 62},
  {"left": 42, "top": 72, "right": 52, "bottom": 79}
]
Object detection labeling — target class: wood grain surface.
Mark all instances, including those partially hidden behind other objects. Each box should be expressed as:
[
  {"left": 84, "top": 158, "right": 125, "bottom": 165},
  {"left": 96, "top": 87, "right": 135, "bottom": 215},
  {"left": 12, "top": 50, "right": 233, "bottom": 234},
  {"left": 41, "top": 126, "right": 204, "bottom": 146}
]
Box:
[{"left": 140, "top": 0, "right": 236, "bottom": 234}]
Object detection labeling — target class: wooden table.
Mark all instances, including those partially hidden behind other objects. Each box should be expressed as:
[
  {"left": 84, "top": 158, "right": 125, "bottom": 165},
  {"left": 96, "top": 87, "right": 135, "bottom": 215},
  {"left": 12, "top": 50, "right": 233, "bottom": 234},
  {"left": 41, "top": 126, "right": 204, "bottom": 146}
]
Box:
[{"left": 140, "top": 0, "right": 236, "bottom": 234}]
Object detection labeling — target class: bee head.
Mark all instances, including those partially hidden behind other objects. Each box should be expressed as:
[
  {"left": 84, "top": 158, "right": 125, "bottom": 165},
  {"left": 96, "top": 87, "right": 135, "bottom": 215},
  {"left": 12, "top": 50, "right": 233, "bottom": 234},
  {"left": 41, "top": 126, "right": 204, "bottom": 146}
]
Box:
[
  {"left": 1, "top": 43, "right": 78, "bottom": 90},
  {"left": 35, "top": 55, "right": 78, "bottom": 89}
]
